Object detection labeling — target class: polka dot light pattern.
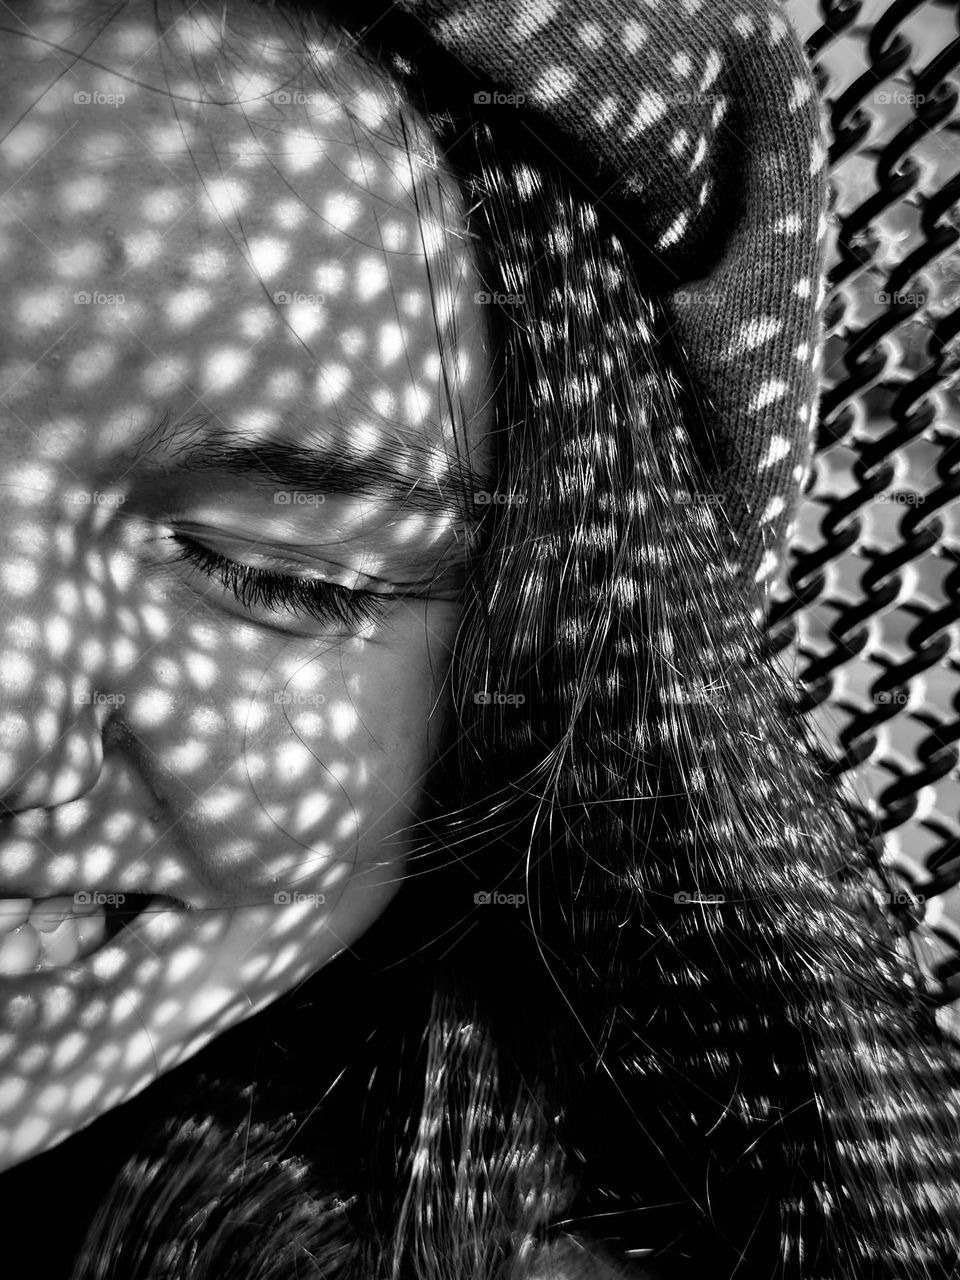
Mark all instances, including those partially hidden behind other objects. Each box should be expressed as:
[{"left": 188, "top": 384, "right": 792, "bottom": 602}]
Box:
[{"left": 389, "top": 0, "right": 829, "bottom": 600}]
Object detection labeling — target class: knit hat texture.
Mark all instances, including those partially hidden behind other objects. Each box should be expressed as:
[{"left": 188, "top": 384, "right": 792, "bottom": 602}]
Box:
[{"left": 356, "top": 0, "right": 830, "bottom": 600}]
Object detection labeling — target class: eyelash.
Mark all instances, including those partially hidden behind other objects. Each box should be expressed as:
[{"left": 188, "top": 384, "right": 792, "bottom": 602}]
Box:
[{"left": 167, "top": 534, "right": 394, "bottom": 629}]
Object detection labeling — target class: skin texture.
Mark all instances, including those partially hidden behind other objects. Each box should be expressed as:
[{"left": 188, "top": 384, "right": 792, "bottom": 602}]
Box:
[{"left": 0, "top": 0, "right": 493, "bottom": 1171}]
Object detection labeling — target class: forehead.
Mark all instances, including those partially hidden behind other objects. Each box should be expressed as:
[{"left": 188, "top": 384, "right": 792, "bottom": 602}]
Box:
[{"left": 0, "top": 0, "right": 491, "bottom": 471}]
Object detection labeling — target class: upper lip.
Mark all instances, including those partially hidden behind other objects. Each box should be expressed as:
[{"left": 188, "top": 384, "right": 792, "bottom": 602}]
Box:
[{"left": 0, "top": 832, "right": 202, "bottom": 906}]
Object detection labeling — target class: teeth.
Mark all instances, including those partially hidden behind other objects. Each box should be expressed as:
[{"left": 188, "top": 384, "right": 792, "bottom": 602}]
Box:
[
  {"left": 39, "top": 914, "right": 81, "bottom": 967},
  {"left": 0, "top": 895, "right": 119, "bottom": 976},
  {"left": 29, "top": 896, "right": 76, "bottom": 934},
  {"left": 0, "top": 899, "right": 32, "bottom": 935},
  {"left": 75, "top": 909, "right": 107, "bottom": 954},
  {"left": 0, "top": 924, "right": 41, "bottom": 973}
]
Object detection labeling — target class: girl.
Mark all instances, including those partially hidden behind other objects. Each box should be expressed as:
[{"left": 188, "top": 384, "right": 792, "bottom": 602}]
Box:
[{"left": 1, "top": 1, "right": 959, "bottom": 1277}]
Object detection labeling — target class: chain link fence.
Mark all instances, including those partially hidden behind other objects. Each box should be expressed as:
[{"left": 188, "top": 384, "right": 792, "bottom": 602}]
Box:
[{"left": 772, "top": 0, "right": 960, "bottom": 1036}]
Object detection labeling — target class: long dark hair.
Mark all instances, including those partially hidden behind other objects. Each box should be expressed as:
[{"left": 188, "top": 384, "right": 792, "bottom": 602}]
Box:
[{"left": 8, "top": 3, "right": 960, "bottom": 1277}]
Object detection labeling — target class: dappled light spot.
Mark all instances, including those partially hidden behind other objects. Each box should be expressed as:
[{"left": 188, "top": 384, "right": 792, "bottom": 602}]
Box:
[
  {"left": 283, "top": 303, "right": 326, "bottom": 342},
  {"left": 139, "top": 356, "right": 190, "bottom": 397},
  {"left": 339, "top": 325, "right": 366, "bottom": 356},
  {"left": 245, "top": 236, "right": 289, "bottom": 278},
  {"left": 170, "top": 11, "right": 229, "bottom": 57},
  {"left": 19, "top": 1044, "right": 51, "bottom": 1075},
  {"left": 403, "top": 382, "right": 432, "bottom": 426},
  {"left": 379, "top": 322, "right": 406, "bottom": 366},
  {"left": 127, "top": 689, "right": 176, "bottom": 726},
  {"left": 35, "top": 1083, "right": 70, "bottom": 1114},
  {"left": 56, "top": 240, "right": 107, "bottom": 278},
  {"left": 15, "top": 288, "right": 66, "bottom": 329},
  {"left": 105, "top": 18, "right": 157, "bottom": 58},
  {"left": 315, "top": 361, "right": 352, "bottom": 404},
  {"left": 141, "top": 189, "right": 190, "bottom": 225},
  {"left": 401, "top": 289, "right": 426, "bottom": 319},
  {"left": 1, "top": 560, "right": 41, "bottom": 598},
  {"left": 370, "top": 388, "right": 397, "bottom": 419},
  {"left": 202, "top": 347, "right": 248, "bottom": 393},
  {"left": 67, "top": 343, "right": 120, "bottom": 388},
  {"left": 69, "top": 1072, "right": 105, "bottom": 1110},
  {"left": 123, "top": 229, "right": 167, "bottom": 270},
  {"left": 0, "top": 120, "right": 49, "bottom": 165},
  {"left": 163, "top": 289, "right": 214, "bottom": 327},
  {"left": 280, "top": 128, "right": 333, "bottom": 173},
  {"left": 273, "top": 199, "right": 308, "bottom": 231},
  {"left": 7, "top": 1115, "right": 50, "bottom": 1157},
  {"left": 0, "top": 1075, "right": 27, "bottom": 1112}
]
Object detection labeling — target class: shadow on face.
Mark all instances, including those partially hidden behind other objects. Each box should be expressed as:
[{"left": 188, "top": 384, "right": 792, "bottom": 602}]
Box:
[{"left": 0, "top": 0, "right": 494, "bottom": 1170}]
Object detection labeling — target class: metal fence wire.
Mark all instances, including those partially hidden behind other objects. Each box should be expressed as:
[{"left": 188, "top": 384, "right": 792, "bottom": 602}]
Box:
[{"left": 770, "top": 0, "right": 960, "bottom": 1038}]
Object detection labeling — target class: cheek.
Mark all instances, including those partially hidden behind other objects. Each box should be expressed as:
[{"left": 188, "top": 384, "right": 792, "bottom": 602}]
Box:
[
  {"left": 116, "top": 603, "right": 457, "bottom": 905},
  {"left": 0, "top": 608, "right": 459, "bottom": 1172}
]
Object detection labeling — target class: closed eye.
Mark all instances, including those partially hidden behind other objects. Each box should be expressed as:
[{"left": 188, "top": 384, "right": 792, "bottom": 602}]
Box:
[{"left": 165, "top": 533, "right": 394, "bottom": 630}]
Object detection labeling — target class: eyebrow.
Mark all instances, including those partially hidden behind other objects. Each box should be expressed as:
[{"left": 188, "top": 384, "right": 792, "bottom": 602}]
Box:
[{"left": 121, "top": 410, "right": 491, "bottom": 519}]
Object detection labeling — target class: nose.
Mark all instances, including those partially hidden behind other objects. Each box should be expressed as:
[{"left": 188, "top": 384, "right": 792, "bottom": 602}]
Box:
[
  {"left": 0, "top": 481, "right": 131, "bottom": 814},
  {"left": 0, "top": 693, "right": 109, "bottom": 812}
]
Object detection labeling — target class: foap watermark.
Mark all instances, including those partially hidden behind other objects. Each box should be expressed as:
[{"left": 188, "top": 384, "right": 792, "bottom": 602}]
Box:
[
  {"left": 69, "top": 489, "right": 126, "bottom": 507},
  {"left": 474, "top": 890, "right": 526, "bottom": 906},
  {"left": 675, "top": 685, "right": 725, "bottom": 705},
  {"left": 874, "top": 491, "right": 922, "bottom": 505},
  {"left": 474, "top": 290, "right": 524, "bottom": 306},
  {"left": 873, "top": 90, "right": 926, "bottom": 106},
  {"left": 274, "top": 690, "right": 326, "bottom": 707},
  {"left": 273, "top": 290, "right": 326, "bottom": 309},
  {"left": 474, "top": 490, "right": 526, "bottom": 505},
  {"left": 674, "top": 288, "right": 723, "bottom": 307},
  {"left": 667, "top": 91, "right": 724, "bottom": 106},
  {"left": 674, "top": 891, "right": 726, "bottom": 904},
  {"left": 874, "top": 689, "right": 910, "bottom": 706},
  {"left": 473, "top": 90, "right": 526, "bottom": 106},
  {"left": 274, "top": 490, "right": 325, "bottom": 506},
  {"left": 75, "top": 691, "right": 126, "bottom": 707},
  {"left": 880, "top": 889, "right": 925, "bottom": 908},
  {"left": 74, "top": 90, "right": 126, "bottom": 108},
  {"left": 875, "top": 290, "right": 927, "bottom": 307},
  {"left": 74, "top": 290, "right": 125, "bottom": 307},
  {"left": 674, "top": 492, "right": 723, "bottom": 506},
  {"left": 885, "top": 890, "right": 926, "bottom": 921},
  {"left": 474, "top": 690, "right": 526, "bottom": 706},
  {"left": 272, "top": 90, "right": 327, "bottom": 106},
  {"left": 74, "top": 891, "right": 126, "bottom": 907},
  {"left": 273, "top": 891, "right": 327, "bottom": 906}
]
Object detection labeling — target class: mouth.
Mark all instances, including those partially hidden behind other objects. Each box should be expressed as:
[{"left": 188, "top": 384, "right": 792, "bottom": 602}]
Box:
[{"left": 0, "top": 893, "right": 188, "bottom": 975}]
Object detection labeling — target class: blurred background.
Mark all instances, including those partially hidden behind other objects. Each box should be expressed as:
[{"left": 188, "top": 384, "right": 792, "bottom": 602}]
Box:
[{"left": 776, "top": 0, "right": 960, "bottom": 1031}]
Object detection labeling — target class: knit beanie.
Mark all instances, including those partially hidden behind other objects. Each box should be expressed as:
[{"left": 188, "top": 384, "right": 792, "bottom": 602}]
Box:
[{"left": 340, "top": 0, "right": 830, "bottom": 602}]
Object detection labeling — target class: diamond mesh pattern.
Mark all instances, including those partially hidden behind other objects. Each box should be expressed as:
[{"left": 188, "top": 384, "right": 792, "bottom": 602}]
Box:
[{"left": 773, "top": 0, "right": 960, "bottom": 1036}]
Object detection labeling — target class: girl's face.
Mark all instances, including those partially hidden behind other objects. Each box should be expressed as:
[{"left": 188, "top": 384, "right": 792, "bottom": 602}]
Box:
[{"left": 0, "top": 0, "right": 492, "bottom": 1170}]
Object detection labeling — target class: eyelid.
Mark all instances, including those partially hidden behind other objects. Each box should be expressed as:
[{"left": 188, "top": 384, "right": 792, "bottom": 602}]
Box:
[
  {"left": 159, "top": 532, "right": 395, "bottom": 634},
  {"left": 167, "top": 522, "right": 393, "bottom": 593}
]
